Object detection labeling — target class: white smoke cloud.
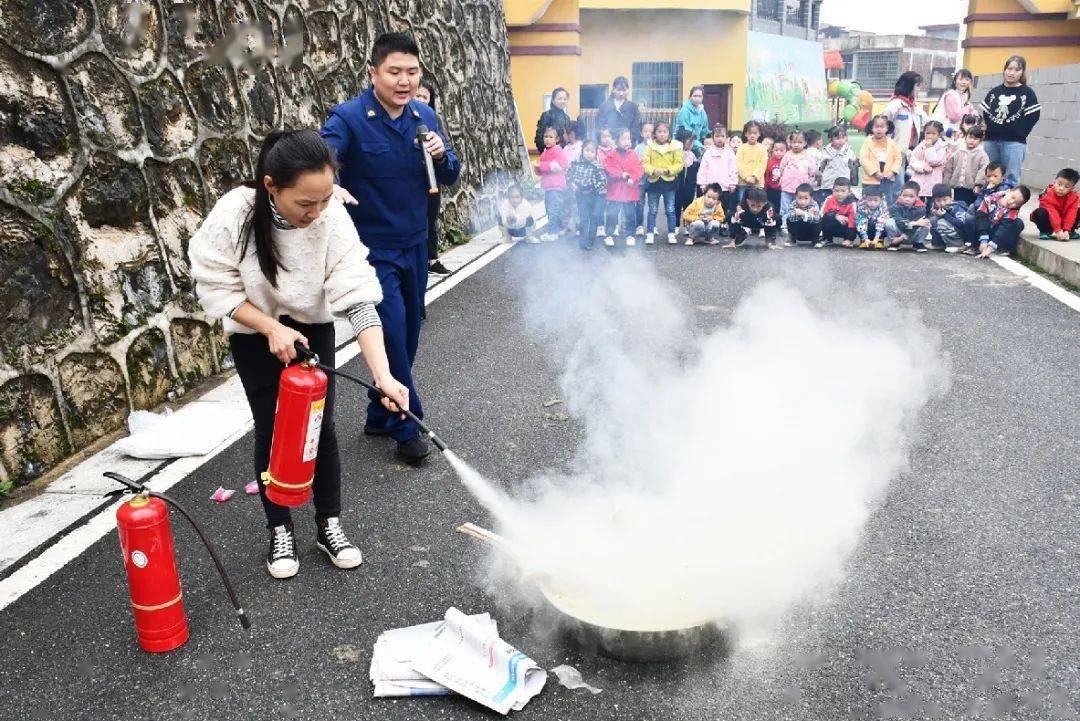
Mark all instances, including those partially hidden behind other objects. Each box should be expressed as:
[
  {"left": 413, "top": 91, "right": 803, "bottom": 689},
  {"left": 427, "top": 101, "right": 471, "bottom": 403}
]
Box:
[{"left": 470, "top": 250, "right": 949, "bottom": 636}]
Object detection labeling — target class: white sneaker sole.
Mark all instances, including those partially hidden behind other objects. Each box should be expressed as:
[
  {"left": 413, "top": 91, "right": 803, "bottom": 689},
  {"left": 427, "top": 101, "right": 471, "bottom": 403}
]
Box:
[
  {"left": 317, "top": 542, "right": 363, "bottom": 569},
  {"left": 267, "top": 559, "right": 299, "bottom": 579}
]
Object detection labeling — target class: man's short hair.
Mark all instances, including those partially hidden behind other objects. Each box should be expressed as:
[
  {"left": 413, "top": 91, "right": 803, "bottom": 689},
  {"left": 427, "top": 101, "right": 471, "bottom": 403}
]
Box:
[
  {"left": 932, "top": 183, "right": 952, "bottom": 199},
  {"left": 833, "top": 178, "right": 851, "bottom": 189},
  {"left": 370, "top": 32, "right": 420, "bottom": 68},
  {"left": 1056, "top": 168, "right": 1080, "bottom": 185},
  {"left": 612, "top": 76, "right": 629, "bottom": 90}
]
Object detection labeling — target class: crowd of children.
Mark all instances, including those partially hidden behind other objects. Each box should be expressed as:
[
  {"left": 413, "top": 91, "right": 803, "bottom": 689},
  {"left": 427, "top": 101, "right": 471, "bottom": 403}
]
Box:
[{"left": 513, "top": 76, "right": 1077, "bottom": 258}]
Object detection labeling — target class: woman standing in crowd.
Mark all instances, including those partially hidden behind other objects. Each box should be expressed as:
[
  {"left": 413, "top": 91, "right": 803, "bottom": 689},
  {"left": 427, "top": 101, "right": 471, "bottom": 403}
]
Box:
[
  {"left": 883, "top": 71, "right": 927, "bottom": 202},
  {"left": 189, "top": 130, "right": 411, "bottom": 580},
  {"left": 674, "top": 86, "right": 710, "bottom": 152},
  {"left": 931, "top": 69, "right": 975, "bottom": 140},
  {"left": 534, "top": 87, "right": 572, "bottom": 153},
  {"left": 981, "top": 55, "right": 1041, "bottom": 185},
  {"left": 596, "top": 77, "right": 642, "bottom": 144},
  {"left": 415, "top": 79, "right": 450, "bottom": 276}
]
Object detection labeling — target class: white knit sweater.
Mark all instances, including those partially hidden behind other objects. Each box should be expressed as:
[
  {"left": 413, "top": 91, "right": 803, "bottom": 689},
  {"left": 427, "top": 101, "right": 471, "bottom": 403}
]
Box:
[{"left": 189, "top": 186, "right": 383, "bottom": 336}]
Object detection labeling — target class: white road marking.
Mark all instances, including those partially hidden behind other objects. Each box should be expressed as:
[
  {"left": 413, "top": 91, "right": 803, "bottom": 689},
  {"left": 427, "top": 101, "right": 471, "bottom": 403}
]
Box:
[
  {"left": 991, "top": 256, "right": 1080, "bottom": 314},
  {"left": 0, "top": 229, "right": 516, "bottom": 612}
]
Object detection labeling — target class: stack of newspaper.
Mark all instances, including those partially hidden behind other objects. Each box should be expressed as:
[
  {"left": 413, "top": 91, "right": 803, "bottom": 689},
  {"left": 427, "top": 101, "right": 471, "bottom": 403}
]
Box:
[{"left": 369, "top": 608, "right": 547, "bottom": 714}]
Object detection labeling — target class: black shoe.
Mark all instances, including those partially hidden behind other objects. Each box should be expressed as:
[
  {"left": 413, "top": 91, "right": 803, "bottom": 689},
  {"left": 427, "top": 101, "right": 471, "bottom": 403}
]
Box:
[
  {"left": 267, "top": 524, "right": 299, "bottom": 579},
  {"left": 396, "top": 436, "right": 431, "bottom": 466},
  {"left": 364, "top": 422, "right": 391, "bottom": 437},
  {"left": 428, "top": 260, "right": 451, "bottom": 275},
  {"left": 316, "top": 517, "right": 362, "bottom": 569}
]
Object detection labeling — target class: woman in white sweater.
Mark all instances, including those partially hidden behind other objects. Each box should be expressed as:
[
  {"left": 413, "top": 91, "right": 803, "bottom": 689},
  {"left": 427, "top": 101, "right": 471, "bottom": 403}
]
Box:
[{"left": 189, "top": 130, "right": 409, "bottom": 580}]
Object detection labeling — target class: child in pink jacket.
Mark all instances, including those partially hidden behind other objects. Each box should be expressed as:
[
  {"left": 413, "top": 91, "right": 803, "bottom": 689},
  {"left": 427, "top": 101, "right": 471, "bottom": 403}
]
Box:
[
  {"left": 698, "top": 126, "right": 738, "bottom": 220},
  {"left": 908, "top": 121, "right": 950, "bottom": 204},
  {"left": 778, "top": 130, "right": 816, "bottom": 224},
  {"left": 533, "top": 126, "right": 569, "bottom": 240}
]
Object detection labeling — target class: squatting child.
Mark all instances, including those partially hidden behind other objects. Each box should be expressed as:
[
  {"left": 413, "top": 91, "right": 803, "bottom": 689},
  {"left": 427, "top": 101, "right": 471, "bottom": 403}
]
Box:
[
  {"left": 856, "top": 186, "right": 890, "bottom": 249},
  {"left": 682, "top": 183, "right": 727, "bottom": 245},
  {"left": 726, "top": 187, "right": 778, "bottom": 249},
  {"left": 927, "top": 183, "right": 970, "bottom": 252},
  {"left": 784, "top": 183, "right": 821, "bottom": 246},
  {"left": 1030, "top": 168, "right": 1079, "bottom": 241},
  {"left": 885, "top": 181, "right": 931, "bottom": 252},
  {"left": 816, "top": 178, "right": 858, "bottom": 247},
  {"left": 498, "top": 184, "right": 535, "bottom": 242},
  {"left": 970, "top": 185, "right": 1031, "bottom": 258}
]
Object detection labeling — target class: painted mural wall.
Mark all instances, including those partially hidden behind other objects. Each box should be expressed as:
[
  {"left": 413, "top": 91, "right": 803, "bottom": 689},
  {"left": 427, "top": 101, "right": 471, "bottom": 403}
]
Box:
[{"left": 745, "top": 30, "right": 829, "bottom": 126}]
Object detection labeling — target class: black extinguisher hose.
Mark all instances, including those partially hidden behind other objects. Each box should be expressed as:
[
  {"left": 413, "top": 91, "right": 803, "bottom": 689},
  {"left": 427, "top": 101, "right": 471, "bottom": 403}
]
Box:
[
  {"left": 104, "top": 472, "right": 251, "bottom": 631},
  {"left": 293, "top": 342, "right": 449, "bottom": 452}
]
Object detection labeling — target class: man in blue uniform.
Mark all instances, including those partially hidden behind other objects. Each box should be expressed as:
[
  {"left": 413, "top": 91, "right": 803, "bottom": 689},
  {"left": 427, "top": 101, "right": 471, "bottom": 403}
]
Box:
[{"left": 320, "top": 32, "right": 460, "bottom": 465}]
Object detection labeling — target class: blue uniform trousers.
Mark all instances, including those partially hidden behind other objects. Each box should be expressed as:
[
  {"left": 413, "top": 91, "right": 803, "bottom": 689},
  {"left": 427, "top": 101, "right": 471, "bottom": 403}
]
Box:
[{"left": 365, "top": 243, "right": 428, "bottom": 442}]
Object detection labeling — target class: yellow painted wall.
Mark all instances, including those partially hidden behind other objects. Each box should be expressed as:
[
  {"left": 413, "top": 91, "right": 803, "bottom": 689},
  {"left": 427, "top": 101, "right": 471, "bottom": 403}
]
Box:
[
  {"left": 579, "top": 9, "right": 748, "bottom": 129},
  {"left": 507, "top": 0, "right": 582, "bottom": 152},
  {"left": 963, "top": 0, "right": 1080, "bottom": 74}
]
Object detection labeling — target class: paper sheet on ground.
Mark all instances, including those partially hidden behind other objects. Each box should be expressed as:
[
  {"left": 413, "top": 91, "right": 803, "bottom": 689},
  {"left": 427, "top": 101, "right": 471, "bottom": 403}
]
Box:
[
  {"left": 410, "top": 607, "right": 547, "bottom": 714},
  {"left": 370, "top": 613, "right": 498, "bottom": 697}
]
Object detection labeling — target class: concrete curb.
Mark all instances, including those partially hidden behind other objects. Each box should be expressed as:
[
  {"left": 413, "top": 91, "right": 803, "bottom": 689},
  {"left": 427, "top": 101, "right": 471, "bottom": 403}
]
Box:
[{"left": 1016, "top": 196, "right": 1080, "bottom": 288}]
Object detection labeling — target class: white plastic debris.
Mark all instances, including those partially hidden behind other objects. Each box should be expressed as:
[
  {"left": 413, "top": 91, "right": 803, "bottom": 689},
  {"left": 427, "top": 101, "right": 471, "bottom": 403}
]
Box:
[
  {"left": 551, "top": 664, "right": 602, "bottom": 694},
  {"left": 369, "top": 613, "right": 497, "bottom": 698},
  {"left": 410, "top": 608, "right": 547, "bottom": 714},
  {"left": 116, "top": 406, "right": 236, "bottom": 459}
]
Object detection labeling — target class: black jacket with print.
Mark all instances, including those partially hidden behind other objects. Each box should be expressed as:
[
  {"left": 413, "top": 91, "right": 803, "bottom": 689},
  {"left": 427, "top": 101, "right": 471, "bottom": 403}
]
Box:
[{"left": 980, "top": 84, "right": 1041, "bottom": 144}]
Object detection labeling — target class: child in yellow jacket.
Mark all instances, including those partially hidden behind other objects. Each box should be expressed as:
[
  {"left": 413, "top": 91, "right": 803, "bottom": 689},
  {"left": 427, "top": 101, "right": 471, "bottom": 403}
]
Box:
[
  {"left": 860, "top": 114, "right": 903, "bottom": 204},
  {"left": 681, "top": 183, "right": 727, "bottom": 245},
  {"left": 736, "top": 120, "right": 767, "bottom": 207},
  {"left": 642, "top": 121, "right": 685, "bottom": 244}
]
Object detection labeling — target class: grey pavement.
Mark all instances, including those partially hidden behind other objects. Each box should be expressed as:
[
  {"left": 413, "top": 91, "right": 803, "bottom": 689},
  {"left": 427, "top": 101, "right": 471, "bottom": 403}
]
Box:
[{"left": 0, "top": 242, "right": 1078, "bottom": 721}]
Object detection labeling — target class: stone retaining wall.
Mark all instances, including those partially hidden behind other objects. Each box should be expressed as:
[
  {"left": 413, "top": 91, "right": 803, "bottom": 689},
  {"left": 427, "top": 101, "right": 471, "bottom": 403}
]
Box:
[{"left": 0, "top": 0, "right": 521, "bottom": 488}]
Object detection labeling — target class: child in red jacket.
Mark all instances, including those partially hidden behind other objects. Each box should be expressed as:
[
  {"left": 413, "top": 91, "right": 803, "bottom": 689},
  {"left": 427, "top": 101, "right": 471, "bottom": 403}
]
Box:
[
  {"left": 1030, "top": 168, "right": 1079, "bottom": 241},
  {"left": 816, "top": 178, "right": 858, "bottom": 247},
  {"left": 603, "top": 127, "right": 644, "bottom": 247},
  {"left": 764, "top": 140, "right": 785, "bottom": 223}
]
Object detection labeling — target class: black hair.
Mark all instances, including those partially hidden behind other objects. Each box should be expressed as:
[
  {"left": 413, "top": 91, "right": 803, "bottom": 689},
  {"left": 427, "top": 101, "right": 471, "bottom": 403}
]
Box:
[
  {"left": 689, "top": 85, "right": 704, "bottom": 98},
  {"left": 1003, "top": 55, "right": 1028, "bottom": 85},
  {"left": 863, "top": 185, "right": 883, "bottom": 198},
  {"left": 788, "top": 129, "right": 806, "bottom": 145},
  {"left": 742, "top": 120, "right": 762, "bottom": 138},
  {"left": 542, "top": 125, "right": 560, "bottom": 141},
  {"left": 746, "top": 187, "right": 768, "bottom": 204},
  {"left": 827, "top": 125, "right": 847, "bottom": 140},
  {"left": 241, "top": 130, "right": 336, "bottom": 287},
  {"left": 551, "top": 86, "right": 569, "bottom": 101},
  {"left": 833, "top": 178, "right": 851, "bottom": 189},
  {"left": 950, "top": 68, "right": 973, "bottom": 91},
  {"left": 654, "top": 121, "right": 671, "bottom": 136},
  {"left": 507, "top": 183, "right": 524, "bottom": 197},
  {"left": 921, "top": 120, "right": 944, "bottom": 140},
  {"left": 961, "top": 113, "right": 981, "bottom": 127},
  {"left": 894, "top": 71, "right": 922, "bottom": 98},
  {"left": 965, "top": 125, "right": 985, "bottom": 140},
  {"left": 567, "top": 120, "right": 583, "bottom": 138},
  {"left": 986, "top": 161, "right": 1005, "bottom": 175},
  {"left": 1017, "top": 185, "right": 1032, "bottom": 203},
  {"left": 613, "top": 127, "right": 633, "bottom": 144},
  {"left": 795, "top": 183, "right": 814, "bottom": 195},
  {"left": 1056, "top": 168, "right": 1080, "bottom": 184},
  {"left": 370, "top": 32, "right": 420, "bottom": 68},
  {"left": 805, "top": 129, "right": 822, "bottom": 146},
  {"left": 712, "top": 124, "right": 728, "bottom": 137},
  {"left": 866, "top": 114, "right": 894, "bottom": 136},
  {"left": 704, "top": 182, "right": 722, "bottom": 196},
  {"left": 729, "top": 131, "right": 742, "bottom": 141},
  {"left": 931, "top": 183, "right": 952, "bottom": 199},
  {"left": 612, "top": 76, "right": 629, "bottom": 90},
  {"left": 901, "top": 180, "right": 921, "bottom": 194},
  {"left": 674, "top": 128, "right": 694, "bottom": 143},
  {"left": 418, "top": 78, "right": 437, "bottom": 112}
]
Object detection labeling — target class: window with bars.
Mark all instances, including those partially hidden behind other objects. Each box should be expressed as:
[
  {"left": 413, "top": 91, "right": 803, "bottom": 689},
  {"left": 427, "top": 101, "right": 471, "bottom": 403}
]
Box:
[
  {"left": 579, "top": 84, "right": 608, "bottom": 110},
  {"left": 631, "top": 62, "right": 683, "bottom": 109},
  {"left": 755, "top": 0, "right": 783, "bottom": 21},
  {"left": 853, "top": 50, "right": 901, "bottom": 91}
]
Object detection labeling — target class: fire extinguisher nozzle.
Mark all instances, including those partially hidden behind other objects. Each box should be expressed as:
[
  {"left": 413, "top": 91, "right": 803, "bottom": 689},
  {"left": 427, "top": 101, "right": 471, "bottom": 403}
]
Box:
[{"left": 238, "top": 610, "right": 251, "bottom": 630}]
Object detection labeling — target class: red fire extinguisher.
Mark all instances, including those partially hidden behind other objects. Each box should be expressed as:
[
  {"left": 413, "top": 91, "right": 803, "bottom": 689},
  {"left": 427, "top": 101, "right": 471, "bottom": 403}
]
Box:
[
  {"left": 107, "top": 472, "right": 250, "bottom": 653},
  {"left": 116, "top": 494, "right": 189, "bottom": 652},
  {"left": 261, "top": 358, "right": 328, "bottom": 508}
]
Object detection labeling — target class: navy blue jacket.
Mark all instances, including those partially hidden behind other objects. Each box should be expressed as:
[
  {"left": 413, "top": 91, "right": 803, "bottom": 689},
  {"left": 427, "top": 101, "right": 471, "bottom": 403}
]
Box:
[{"left": 320, "top": 87, "right": 461, "bottom": 250}]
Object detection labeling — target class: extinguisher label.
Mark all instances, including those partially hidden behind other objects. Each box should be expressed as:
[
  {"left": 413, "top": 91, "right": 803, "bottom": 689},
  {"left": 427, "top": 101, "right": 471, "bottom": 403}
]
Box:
[{"left": 302, "top": 398, "right": 325, "bottom": 462}]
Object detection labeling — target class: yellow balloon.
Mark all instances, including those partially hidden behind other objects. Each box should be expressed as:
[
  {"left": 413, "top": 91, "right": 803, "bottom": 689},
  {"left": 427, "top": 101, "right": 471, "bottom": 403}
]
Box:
[
  {"left": 858, "top": 90, "right": 874, "bottom": 109},
  {"left": 828, "top": 80, "right": 840, "bottom": 97}
]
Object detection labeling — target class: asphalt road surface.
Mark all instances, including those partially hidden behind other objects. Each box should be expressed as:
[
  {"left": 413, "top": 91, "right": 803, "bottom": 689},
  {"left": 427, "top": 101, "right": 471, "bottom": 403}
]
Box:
[{"left": 1, "top": 242, "right": 1078, "bottom": 721}]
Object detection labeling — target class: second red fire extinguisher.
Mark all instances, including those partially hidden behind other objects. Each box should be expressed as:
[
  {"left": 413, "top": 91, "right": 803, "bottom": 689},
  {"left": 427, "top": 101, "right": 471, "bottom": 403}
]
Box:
[{"left": 261, "top": 358, "right": 328, "bottom": 508}]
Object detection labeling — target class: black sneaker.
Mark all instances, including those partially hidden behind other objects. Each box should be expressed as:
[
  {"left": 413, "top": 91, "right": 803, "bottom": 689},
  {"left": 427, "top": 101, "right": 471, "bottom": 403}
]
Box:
[
  {"left": 316, "top": 517, "right": 362, "bottom": 569},
  {"left": 396, "top": 436, "right": 431, "bottom": 466},
  {"left": 428, "top": 260, "right": 451, "bottom": 275},
  {"left": 267, "top": 524, "right": 299, "bottom": 579}
]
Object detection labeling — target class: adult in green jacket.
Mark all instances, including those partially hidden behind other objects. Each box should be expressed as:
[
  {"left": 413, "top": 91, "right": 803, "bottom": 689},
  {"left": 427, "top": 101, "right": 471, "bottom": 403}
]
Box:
[{"left": 674, "top": 86, "right": 710, "bottom": 152}]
